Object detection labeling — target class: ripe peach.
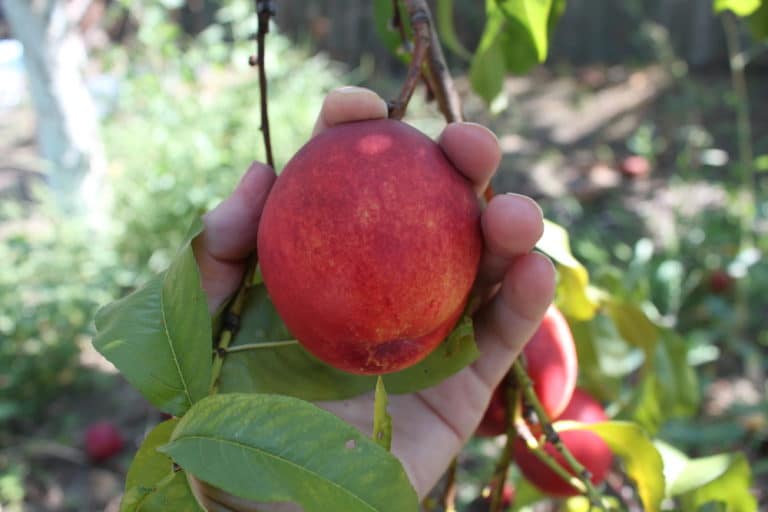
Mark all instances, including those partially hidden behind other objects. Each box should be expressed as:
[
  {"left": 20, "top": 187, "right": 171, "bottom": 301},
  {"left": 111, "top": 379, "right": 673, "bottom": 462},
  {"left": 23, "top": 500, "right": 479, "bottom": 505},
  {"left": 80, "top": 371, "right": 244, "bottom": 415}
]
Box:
[
  {"left": 257, "top": 119, "right": 482, "bottom": 375},
  {"left": 84, "top": 421, "right": 124, "bottom": 462},
  {"left": 513, "top": 388, "right": 612, "bottom": 497},
  {"left": 476, "top": 305, "right": 578, "bottom": 436}
]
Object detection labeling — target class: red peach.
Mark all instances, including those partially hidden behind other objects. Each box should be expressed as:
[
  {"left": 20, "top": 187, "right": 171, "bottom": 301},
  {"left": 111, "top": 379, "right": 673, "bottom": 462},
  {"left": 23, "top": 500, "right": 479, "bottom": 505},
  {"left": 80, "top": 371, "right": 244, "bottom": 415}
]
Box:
[
  {"left": 257, "top": 119, "right": 482, "bottom": 375},
  {"left": 84, "top": 421, "right": 124, "bottom": 462}
]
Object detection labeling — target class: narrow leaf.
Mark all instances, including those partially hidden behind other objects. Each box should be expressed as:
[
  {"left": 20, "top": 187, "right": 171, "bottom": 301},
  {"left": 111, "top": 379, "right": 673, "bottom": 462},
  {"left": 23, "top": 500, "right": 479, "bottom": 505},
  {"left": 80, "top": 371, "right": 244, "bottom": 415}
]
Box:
[
  {"left": 749, "top": 2, "right": 768, "bottom": 40},
  {"left": 469, "top": 2, "right": 507, "bottom": 104},
  {"left": 372, "top": 377, "right": 392, "bottom": 451},
  {"left": 436, "top": 0, "right": 471, "bottom": 59},
  {"left": 121, "top": 419, "right": 203, "bottom": 512},
  {"left": 496, "top": 0, "right": 555, "bottom": 65},
  {"left": 537, "top": 219, "right": 598, "bottom": 320},
  {"left": 160, "top": 394, "right": 419, "bottom": 512},
  {"left": 606, "top": 301, "right": 659, "bottom": 357},
  {"left": 713, "top": 0, "right": 761, "bottom": 16},
  {"left": 94, "top": 218, "right": 212, "bottom": 416}
]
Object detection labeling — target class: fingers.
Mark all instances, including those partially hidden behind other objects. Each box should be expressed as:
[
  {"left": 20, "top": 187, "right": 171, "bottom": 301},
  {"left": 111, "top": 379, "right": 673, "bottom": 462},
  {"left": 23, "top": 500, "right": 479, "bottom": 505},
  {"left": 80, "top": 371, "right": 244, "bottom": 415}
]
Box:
[
  {"left": 474, "top": 193, "right": 545, "bottom": 294},
  {"left": 312, "top": 86, "right": 388, "bottom": 135},
  {"left": 192, "top": 162, "right": 276, "bottom": 312},
  {"left": 471, "top": 253, "right": 556, "bottom": 388},
  {"left": 438, "top": 122, "right": 501, "bottom": 194},
  {"left": 312, "top": 87, "right": 502, "bottom": 196}
]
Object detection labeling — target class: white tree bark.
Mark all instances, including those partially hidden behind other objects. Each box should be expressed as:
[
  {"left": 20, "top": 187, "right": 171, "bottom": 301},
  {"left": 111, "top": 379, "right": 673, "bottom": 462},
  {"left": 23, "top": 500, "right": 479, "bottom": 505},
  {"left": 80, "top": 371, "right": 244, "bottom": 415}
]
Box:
[{"left": 4, "top": 0, "right": 106, "bottom": 217}]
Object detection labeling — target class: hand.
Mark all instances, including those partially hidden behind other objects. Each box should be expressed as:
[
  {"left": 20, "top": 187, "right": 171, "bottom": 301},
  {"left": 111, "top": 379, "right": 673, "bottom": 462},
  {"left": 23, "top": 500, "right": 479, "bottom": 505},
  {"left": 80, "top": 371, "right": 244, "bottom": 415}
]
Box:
[{"left": 191, "top": 86, "right": 556, "bottom": 510}]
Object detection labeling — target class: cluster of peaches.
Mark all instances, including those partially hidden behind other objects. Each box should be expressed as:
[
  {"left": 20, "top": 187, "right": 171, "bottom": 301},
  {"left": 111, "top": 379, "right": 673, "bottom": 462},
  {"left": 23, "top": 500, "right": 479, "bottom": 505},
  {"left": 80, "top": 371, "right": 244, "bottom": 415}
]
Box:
[{"left": 476, "top": 306, "right": 613, "bottom": 498}]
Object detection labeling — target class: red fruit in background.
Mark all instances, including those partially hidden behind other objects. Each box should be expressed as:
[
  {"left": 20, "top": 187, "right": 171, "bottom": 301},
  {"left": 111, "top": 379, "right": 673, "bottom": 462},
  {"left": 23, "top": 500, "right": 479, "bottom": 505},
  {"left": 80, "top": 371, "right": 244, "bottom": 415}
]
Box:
[
  {"left": 619, "top": 155, "right": 651, "bottom": 177},
  {"left": 258, "top": 119, "right": 482, "bottom": 375},
  {"left": 708, "top": 269, "right": 733, "bottom": 294},
  {"left": 84, "top": 421, "right": 124, "bottom": 462},
  {"left": 476, "top": 305, "right": 578, "bottom": 436},
  {"left": 513, "top": 389, "right": 612, "bottom": 497}
]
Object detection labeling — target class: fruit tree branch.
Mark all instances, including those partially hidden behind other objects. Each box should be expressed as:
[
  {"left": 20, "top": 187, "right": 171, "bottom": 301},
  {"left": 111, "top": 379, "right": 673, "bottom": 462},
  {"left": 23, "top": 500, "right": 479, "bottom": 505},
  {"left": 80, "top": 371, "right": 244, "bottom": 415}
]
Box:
[
  {"left": 388, "top": 2, "right": 429, "bottom": 120},
  {"left": 511, "top": 360, "right": 605, "bottom": 508},
  {"left": 488, "top": 374, "right": 519, "bottom": 512},
  {"left": 388, "top": 0, "right": 463, "bottom": 123},
  {"left": 250, "top": 0, "right": 275, "bottom": 168},
  {"left": 209, "top": 257, "right": 257, "bottom": 394},
  {"left": 210, "top": 1, "right": 276, "bottom": 394}
]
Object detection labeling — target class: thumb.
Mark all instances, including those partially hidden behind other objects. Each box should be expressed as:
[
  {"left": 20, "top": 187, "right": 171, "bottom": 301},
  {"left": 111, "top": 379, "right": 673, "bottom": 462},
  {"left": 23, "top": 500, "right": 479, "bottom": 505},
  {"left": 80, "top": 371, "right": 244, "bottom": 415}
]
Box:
[{"left": 192, "top": 162, "right": 275, "bottom": 312}]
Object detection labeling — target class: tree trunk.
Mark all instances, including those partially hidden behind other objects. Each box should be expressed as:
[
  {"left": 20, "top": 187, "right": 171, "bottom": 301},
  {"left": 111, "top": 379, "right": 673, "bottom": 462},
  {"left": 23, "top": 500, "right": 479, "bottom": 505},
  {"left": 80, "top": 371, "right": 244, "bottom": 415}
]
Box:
[{"left": 4, "top": 0, "right": 106, "bottom": 216}]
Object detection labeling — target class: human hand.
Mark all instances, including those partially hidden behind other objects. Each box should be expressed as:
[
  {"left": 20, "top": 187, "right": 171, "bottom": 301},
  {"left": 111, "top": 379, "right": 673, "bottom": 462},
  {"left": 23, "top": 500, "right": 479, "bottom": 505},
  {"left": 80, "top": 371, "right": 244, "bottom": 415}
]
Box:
[{"left": 191, "top": 86, "right": 556, "bottom": 510}]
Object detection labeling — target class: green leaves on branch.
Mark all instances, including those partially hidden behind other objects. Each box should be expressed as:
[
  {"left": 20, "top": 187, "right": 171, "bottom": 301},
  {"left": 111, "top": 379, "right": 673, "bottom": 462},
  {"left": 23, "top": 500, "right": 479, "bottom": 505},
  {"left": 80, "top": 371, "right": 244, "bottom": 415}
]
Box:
[
  {"left": 219, "top": 284, "right": 479, "bottom": 400},
  {"left": 93, "top": 218, "right": 212, "bottom": 416},
  {"left": 470, "top": 0, "right": 564, "bottom": 104},
  {"left": 121, "top": 419, "right": 202, "bottom": 511},
  {"left": 160, "top": 393, "right": 419, "bottom": 512}
]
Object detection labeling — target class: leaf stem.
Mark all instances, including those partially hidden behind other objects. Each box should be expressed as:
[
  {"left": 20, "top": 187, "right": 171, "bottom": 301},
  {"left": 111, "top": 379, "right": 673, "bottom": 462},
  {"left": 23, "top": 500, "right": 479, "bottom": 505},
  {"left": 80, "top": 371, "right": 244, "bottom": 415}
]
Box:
[{"left": 219, "top": 339, "right": 298, "bottom": 354}]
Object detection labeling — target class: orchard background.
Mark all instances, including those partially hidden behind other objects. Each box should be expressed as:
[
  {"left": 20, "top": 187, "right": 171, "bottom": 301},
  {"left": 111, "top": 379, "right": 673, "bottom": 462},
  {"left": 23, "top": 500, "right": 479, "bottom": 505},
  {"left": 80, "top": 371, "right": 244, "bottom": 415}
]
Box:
[{"left": 0, "top": 0, "right": 767, "bottom": 511}]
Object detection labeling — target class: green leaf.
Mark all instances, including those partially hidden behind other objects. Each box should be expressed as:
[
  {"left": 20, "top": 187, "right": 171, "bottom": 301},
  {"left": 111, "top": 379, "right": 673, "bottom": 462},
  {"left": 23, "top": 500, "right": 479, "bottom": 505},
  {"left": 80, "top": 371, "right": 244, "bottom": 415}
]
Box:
[
  {"left": 136, "top": 472, "right": 202, "bottom": 511},
  {"left": 673, "top": 452, "right": 757, "bottom": 511},
  {"left": 121, "top": 419, "right": 203, "bottom": 511},
  {"left": 436, "top": 0, "right": 471, "bottom": 59},
  {"left": 537, "top": 219, "right": 598, "bottom": 320},
  {"left": 94, "top": 218, "right": 212, "bottom": 416},
  {"left": 653, "top": 330, "right": 700, "bottom": 418},
  {"left": 218, "top": 286, "right": 479, "bottom": 400},
  {"left": 160, "top": 394, "right": 419, "bottom": 512},
  {"left": 750, "top": 3, "right": 768, "bottom": 39},
  {"left": 568, "top": 318, "right": 625, "bottom": 401},
  {"left": 496, "top": 0, "right": 555, "bottom": 72},
  {"left": 606, "top": 301, "right": 659, "bottom": 357},
  {"left": 373, "top": 0, "right": 411, "bottom": 61},
  {"left": 713, "top": 0, "right": 762, "bottom": 16},
  {"left": 469, "top": 2, "right": 507, "bottom": 104},
  {"left": 563, "top": 421, "right": 665, "bottom": 512},
  {"left": 372, "top": 377, "right": 392, "bottom": 451},
  {"left": 385, "top": 311, "right": 479, "bottom": 393}
]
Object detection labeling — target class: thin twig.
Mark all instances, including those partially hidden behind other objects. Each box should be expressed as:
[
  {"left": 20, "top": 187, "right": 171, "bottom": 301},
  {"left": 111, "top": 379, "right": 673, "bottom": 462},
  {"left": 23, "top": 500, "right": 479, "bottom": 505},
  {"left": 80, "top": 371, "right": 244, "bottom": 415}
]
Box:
[
  {"left": 251, "top": 0, "right": 275, "bottom": 168},
  {"left": 440, "top": 457, "right": 459, "bottom": 512},
  {"left": 488, "top": 374, "right": 518, "bottom": 512},
  {"left": 511, "top": 361, "right": 605, "bottom": 509},
  {"left": 388, "top": 2, "right": 430, "bottom": 120},
  {"left": 407, "top": 0, "right": 463, "bottom": 122},
  {"left": 209, "top": 1, "right": 276, "bottom": 394},
  {"left": 209, "top": 256, "right": 257, "bottom": 394},
  {"left": 220, "top": 339, "right": 298, "bottom": 354}
]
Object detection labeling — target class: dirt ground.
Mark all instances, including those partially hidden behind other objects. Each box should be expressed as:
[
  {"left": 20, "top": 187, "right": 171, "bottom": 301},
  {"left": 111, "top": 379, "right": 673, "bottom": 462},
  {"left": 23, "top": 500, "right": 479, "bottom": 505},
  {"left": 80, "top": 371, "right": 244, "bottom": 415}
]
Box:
[{"left": 2, "top": 64, "right": 766, "bottom": 511}]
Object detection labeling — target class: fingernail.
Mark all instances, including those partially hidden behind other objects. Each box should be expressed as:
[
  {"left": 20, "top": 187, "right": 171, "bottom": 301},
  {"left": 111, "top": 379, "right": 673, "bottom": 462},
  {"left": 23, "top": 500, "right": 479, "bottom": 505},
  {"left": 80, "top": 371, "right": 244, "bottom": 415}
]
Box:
[{"left": 334, "top": 86, "right": 373, "bottom": 95}]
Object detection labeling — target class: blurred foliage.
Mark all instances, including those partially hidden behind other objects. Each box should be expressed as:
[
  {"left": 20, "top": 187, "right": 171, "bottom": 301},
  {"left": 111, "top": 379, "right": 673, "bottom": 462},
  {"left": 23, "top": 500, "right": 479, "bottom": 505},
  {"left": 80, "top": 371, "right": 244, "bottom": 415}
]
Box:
[
  {"left": 0, "top": 197, "right": 120, "bottom": 426},
  {"left": 0, "top": 0, "right": 344, "bottom": 429},
  {"left": 104, "top": 0, "right": 343, "bottom": 276}
]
